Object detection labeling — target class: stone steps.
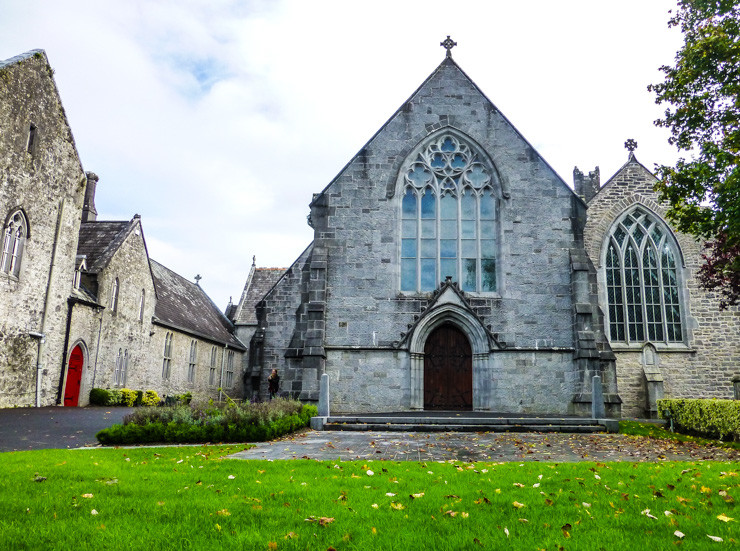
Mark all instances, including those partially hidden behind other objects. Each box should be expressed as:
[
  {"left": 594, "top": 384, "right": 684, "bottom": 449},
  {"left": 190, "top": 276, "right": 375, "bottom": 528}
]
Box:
[{"left": 316, "top": 415, "right": 617, "bottom": 434}]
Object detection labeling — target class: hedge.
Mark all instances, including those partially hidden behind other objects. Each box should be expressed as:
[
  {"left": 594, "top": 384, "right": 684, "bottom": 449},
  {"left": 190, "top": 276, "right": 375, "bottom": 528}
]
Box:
[
  {"left": 96, "top": 404, "right": 317, "bottom": 445},
  {"left": 89, "top": 388, "right": 161, "bottom": 407},
  {"left": 658, "top": 398, "right": 740, "bottom": 441}
]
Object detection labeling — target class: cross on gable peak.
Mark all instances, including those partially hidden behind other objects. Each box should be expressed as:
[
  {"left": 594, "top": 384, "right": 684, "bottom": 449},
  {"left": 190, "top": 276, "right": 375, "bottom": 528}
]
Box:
[{"left": 441, "top": 35, "right": 457, "bottom": 58}]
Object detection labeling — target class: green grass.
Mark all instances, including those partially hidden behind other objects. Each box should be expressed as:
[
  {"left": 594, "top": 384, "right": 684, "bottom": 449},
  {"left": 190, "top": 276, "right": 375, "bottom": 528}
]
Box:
[
  {"left": 620, "top": 420, "right": 740, "bottom": 451},
  {"left": 0, "top": 446, "right": 738, "bottom": 550}
]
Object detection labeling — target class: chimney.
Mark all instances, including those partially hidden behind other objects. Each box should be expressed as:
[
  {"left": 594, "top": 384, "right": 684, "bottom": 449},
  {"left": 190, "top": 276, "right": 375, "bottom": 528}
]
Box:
[
  {"left": 573, "top": 166, "right": 600, "bottom": 204},
  {"left": 82, "top": 171, "right": 99, "bottom": 222}
]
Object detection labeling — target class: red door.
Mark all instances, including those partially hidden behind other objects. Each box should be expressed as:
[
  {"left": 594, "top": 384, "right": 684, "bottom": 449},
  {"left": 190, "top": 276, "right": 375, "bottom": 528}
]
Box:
[
  {"left": 63, "top": 345, "right": 84, "bottom": 407},
  {"left": 424, "top": 324, "right": 472, "bottom": 410}
]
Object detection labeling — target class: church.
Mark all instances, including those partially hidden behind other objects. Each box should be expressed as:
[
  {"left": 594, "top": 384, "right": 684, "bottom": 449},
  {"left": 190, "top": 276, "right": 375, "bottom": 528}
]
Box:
[
  {"left": 230, "top": 39, "right": 740, "bottom": 419},
  {"left": 2, "top": 43, "right": 739, "bottom": 418}
]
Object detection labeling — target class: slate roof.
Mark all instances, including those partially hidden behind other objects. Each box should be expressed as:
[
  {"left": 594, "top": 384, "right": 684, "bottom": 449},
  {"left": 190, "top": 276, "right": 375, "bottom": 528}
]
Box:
[
  {"left": 232, "top": 266, "right": 287, "bottom": 325},
  {"left": 77, "top": 220, "right": 134, "bottom": 273},
  {"left": 150, "top": 260, "right": 245, "bottom": 350}
]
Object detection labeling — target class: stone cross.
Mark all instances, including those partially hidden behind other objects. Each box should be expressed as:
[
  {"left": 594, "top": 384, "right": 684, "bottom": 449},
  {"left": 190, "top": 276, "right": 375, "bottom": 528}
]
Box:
[
  {"left": 194, "top": 274, "right": 202, "bottom": 285},
  {"left": 624, "top": 139, "right": 637, "bottom": 152},
  {"left": 441, "top": 36, "right": 457, "bottom": 58}
]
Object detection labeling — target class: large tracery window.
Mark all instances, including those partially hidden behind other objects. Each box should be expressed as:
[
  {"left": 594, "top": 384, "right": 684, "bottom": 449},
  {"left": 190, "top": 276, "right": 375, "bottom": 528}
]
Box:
[
  {"left": 605, "top": 206, "right": 683, "bottom": 344},
  {"left": 1, "top": 210, "right": 28, "bottom": 278},
  {"left": 401, "top": 134, "right": 498, "bottom": 293}
]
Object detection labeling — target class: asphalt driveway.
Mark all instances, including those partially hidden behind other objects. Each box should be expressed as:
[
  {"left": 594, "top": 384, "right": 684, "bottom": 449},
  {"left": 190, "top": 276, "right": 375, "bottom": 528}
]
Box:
[{"left": 0, "top": 406, "right": 134, "bottom": 452}]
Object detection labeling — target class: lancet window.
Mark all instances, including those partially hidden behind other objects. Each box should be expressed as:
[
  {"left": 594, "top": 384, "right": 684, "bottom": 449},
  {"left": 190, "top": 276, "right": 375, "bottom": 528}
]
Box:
[
  {"left": 605, "top": 206, "right": 683, "bottom": 344},
  {"left": 1, "top": 210, "right": 28, "bottom": 278},
  {"left": 400, "top": 134, "right": 498, "bottom": 293}
]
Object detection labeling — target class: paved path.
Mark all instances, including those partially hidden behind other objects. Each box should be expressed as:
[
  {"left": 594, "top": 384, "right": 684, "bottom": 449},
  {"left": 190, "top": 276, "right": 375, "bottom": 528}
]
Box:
[
  {"left": 0, "top": 406, "right": 134, "bottom": 452},
  {"left": 230, "top": 429, "right": 740, "bottom": 463}
]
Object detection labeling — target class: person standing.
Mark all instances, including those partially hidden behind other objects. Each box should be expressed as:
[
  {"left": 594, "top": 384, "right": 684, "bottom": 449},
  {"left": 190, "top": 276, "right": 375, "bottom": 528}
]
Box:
[{"left": 268, "top": 369, "right": 280, "bottom": 400}]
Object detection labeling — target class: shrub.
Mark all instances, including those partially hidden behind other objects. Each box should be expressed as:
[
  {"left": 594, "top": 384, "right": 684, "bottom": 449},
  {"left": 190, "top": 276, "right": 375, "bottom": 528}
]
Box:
[
  {"left": 120, "top": 388, "right": 137, "bottom": 407},
  {"left": 658, "top": 398, "right": 740, "bottom": 441},
  {"left": 134, "top": 390, "right": 144, "bottom": 406},
  {"left": 97, "top": 399, "right": 317, "bottom": 445},
  {"left": 141, "top": 390, "right": 160, "bottom": 406},
  {"left": 89, "top": 388, "right": 109, "bottom": 406}
]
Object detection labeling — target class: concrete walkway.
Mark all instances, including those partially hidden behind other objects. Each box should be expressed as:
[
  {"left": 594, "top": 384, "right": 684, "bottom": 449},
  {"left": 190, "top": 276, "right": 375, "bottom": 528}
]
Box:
[{"left": 230, "top": 428, "right": 740, "bottom": 463}]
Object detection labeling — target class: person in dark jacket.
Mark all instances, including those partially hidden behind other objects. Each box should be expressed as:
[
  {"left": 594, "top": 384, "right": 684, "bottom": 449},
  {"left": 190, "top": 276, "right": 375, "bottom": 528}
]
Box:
[{"left": 268, "top": 369, "right": 280, "bottom": 400}]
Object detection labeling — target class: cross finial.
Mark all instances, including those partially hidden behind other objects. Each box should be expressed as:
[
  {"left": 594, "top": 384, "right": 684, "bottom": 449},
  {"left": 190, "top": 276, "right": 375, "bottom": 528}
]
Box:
[
  {"left": 194, "top": 274, "right": 202, "bottom": 285},
  {"left": 252, "top": 255, "right": 256, "bottom": 267},
  {"left": 441, "top": 35, "right": 457, "bottom": 58},
  {"left": 624, "top": 139, "right": 637, "bottom": 153}
]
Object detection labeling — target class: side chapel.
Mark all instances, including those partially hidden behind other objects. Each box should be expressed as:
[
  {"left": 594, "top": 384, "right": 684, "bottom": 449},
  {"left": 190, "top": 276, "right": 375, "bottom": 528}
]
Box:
[{"left": 232, "top": 40, "right": 740, "bottom": 418}]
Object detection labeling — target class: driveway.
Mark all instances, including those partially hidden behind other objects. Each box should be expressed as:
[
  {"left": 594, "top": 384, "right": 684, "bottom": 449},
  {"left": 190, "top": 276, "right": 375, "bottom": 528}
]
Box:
[{"left": 0, "top": 406, "right": 134, "bottom": 452}]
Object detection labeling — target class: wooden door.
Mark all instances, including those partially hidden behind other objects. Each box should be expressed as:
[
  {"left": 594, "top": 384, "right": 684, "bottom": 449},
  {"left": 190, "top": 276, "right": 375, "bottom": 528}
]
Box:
[
  {"left": 424, "top": 324, "right": 472, "bottom": 410},
  {"left": 63, "top": 345, "right": 84, "bottom": 407}
]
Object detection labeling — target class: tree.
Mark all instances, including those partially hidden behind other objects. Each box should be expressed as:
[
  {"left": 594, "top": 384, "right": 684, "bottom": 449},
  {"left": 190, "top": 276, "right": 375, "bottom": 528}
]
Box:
[{"left": 649, "top": 0, "right": 740, "bottom": 307}]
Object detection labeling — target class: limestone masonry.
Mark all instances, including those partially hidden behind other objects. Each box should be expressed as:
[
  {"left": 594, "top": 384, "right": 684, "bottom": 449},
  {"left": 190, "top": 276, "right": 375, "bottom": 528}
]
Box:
[{"left": 2, "top": 47, "right": 738, "bottom": 416}]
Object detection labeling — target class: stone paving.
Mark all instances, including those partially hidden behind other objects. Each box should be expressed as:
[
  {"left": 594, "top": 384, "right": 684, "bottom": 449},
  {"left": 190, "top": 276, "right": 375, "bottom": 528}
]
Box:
[{"left": 230, "top": 429, "right": 740, "bottom": 463}]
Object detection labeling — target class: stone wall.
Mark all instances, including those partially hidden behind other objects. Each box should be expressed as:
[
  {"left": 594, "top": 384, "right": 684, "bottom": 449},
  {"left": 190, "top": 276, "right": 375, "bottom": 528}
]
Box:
[
  {"left": 584, "top": 156, "right": 740, "bottom": 417},
  {"left": 0, "top": 51, "right": 86, "bottom": 407}
]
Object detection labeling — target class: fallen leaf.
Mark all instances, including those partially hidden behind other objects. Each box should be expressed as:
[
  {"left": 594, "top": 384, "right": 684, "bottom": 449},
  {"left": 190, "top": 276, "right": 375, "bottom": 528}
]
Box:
[
  {"left": 513, "top": 501, "right": 525, "bottom": 509},
  {"left": 504, "top": 527, "right": 509, "bottom": 537},
  {"left": 390, "top": 502, "right": 405, "bottom": 511},
  {"left": 385, "top": 493, "right": 396, "bottom": 497},
  {"left": 366, "top": 470, "right": 374, "bottom": 476},
  {"left": 717, "top": 514, "right": 733, "bottom": 522},
  {"left": 91, "top": 509, "right": 98, "bottom": 516},
  {"left": 268, "top": 542, "right": 277, "bottom": 550},
  {"left": 284, "top": 532, "right": 297, "bottom": 539},
  {"left": 216, "top": 509, "right": 230, "bottom": 516},
  {"left": 707, "top": 535, "right": 723, "bottom": 542},
  {"left": 674, "top": 530, "right": 685, "bottom": 539},
  {"left": 228, "top": 475, "right": 235, "bottom": 480},
  {"left": 81, "top": 494, "right": 93, "bottom": 499},
  {"left": 641, "top": 508, "right": 658, "bottom": 520},
  {"left": 411, "top": 493, "right": 425, "bottom": 499},
  {"left": 371, "top": 503, "right": 378, "bottom": 509}
]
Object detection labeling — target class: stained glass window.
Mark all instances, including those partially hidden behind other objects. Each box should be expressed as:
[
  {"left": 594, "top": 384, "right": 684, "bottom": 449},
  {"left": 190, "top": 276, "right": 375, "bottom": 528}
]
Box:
[
  {"left": 605, "top": 207, "right": 683, "bottom": 344},
  {"left": 400, "top": 134, "right": 498, "bottom": 292}
]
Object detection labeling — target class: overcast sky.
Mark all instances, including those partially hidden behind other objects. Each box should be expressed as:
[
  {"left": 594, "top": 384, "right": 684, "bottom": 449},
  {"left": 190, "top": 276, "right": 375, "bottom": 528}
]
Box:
[{"left": 1, "top": 0, "right": 684, "bottom": 309}]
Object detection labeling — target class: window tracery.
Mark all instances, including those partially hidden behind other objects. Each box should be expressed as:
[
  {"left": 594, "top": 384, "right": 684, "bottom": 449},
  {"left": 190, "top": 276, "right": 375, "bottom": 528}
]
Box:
[
  {"left": 1, "top": 210, "right": 27, "bottom": 278},
  {"left": 401, "top": 134, "right": 498, "bottom": 293},
  {"left": 605, "top": 206, "right": 683, "bottom": 344}
]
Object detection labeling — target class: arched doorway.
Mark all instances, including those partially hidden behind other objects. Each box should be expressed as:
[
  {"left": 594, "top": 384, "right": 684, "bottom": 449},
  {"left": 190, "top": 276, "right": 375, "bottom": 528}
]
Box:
[
  {"left": 424, "top": 324, "right": 472, "bottom": 410},
  {"left": 63, "top": 344, "right": 84, "bottom": 407}
]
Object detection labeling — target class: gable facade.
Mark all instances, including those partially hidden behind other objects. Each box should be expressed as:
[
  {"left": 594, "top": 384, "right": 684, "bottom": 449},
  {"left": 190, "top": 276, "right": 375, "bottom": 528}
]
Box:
[{"left": 243, "top": 57, "right": 619, "bottom": 416}]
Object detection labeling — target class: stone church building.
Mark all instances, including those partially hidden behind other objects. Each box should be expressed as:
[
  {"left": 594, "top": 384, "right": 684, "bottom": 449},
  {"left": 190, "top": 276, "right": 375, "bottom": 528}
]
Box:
[
  {"left": 2, "top": 45, "right": 738, "bottom": 417},
  {"left": 231, "top": 45, "right": 740, "bottom": 418},
  {"left": 0, "top": 50, "right": 245, "bottom": 408}
]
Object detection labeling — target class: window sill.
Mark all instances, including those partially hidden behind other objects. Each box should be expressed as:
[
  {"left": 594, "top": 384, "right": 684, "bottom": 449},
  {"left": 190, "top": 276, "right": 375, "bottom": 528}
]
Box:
[{"left": 609, "top": 343, "right": 695, "bottom": 353}]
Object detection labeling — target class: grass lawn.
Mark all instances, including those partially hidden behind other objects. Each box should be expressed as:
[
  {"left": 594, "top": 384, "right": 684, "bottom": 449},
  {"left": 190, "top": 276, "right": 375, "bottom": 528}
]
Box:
[{"left": 0, "top": 444, "right": 738, "bottom": 550}]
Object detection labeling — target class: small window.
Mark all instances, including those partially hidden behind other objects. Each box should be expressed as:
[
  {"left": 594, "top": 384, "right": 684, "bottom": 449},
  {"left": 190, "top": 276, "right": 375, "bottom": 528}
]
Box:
[
  {"left": 162, "top": 332, "right": 173, "bottom": 379},
  {"left": 110, "top": 278, "right": 119, "bottom": 313},
  {"left": 209, "top": 346, "right": 217, "bottom": 386},
  {"left": 27, "top": 124, "right": 37, "bottom": 154},
  {"left": 1, "top": 210, "right": 28, "bottom": 278},
  {"left": 187, "top": 340, "right": 197, "bottom": 383},
  {"left": 138, "top": 289, "right": 145, "bottom": 322},
  {"left": 225, "top": 350, "right": 235, "bottom": 388}
]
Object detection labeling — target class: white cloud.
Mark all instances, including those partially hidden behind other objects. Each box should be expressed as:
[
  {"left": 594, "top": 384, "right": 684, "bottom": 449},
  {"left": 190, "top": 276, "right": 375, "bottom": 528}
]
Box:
[{"left": 1, "top": 0, "right": 684, "bottom": 307}]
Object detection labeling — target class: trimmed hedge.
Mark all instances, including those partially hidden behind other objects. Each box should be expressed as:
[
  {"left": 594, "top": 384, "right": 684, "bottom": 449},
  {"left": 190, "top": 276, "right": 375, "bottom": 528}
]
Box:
[
  {"left": 96, "top": 404, "right": 317, "bottom": 445},
  {"left": 658, "top": 398, "right": 740, "bottom": 441},
  {"left": 89, "top": 388, "right": 160, "bottom": 407}
]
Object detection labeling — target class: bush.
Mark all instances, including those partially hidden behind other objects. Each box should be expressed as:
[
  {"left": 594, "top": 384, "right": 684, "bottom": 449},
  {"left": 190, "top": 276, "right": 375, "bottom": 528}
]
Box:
[
  {"left": 141, "top": 390, "right": 160, "bottom": 406},
  {"left": 658, "top": 398, "right": 740, "bottom": 441},
  {"left": 120, "top": 388, "right": 137, "bottom": 407},
  {"left": 96, "top": 399, "right": 317, "bottom": 445},
  {"left": 89, "top": 388, "right": 109, "bottom": 406}
]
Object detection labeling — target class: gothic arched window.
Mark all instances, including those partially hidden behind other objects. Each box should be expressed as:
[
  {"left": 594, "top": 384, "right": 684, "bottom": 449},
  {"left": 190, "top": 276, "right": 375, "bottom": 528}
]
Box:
[
  {"left": 1, "top": 210, "right": 28, "bottom": 278},
  {"left": 605, "top": 206, "right": 683, "bottom": 344},
  {"left": 400, "top": 133, "right": 498, "bottom": 293}
]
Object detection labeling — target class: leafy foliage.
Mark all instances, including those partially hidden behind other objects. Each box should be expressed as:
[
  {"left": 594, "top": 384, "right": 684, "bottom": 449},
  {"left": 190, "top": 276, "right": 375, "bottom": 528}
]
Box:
[
  {"left": 658, "top": 398, "right": 740, "bottom": 440},
  {"left": 96, "top": 399, "right": 316, "bottom": 445},
  {"left": 649, "top": 1, "right": 740, "bottom": 306},
  {"left": 89, "top": 388, "right": 160, "bottom": 407}
]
